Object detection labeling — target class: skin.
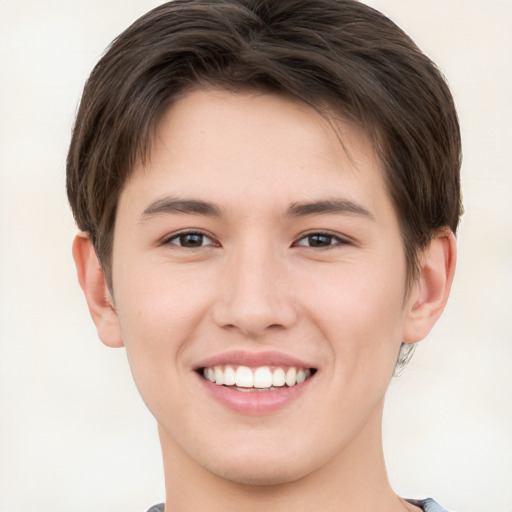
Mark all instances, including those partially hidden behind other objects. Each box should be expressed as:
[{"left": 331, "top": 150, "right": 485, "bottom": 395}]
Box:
[{"left": 73, "top": 89, "right": 456, "bottom": 512}]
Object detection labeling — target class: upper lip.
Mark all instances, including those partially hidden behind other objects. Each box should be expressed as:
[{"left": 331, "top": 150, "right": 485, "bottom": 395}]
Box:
[{"left": 195, "top": 350, "right": 316, "bottom": 370}]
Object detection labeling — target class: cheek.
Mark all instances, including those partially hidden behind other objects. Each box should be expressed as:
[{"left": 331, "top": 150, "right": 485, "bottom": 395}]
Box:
[
  {"left": 112, "top": 272, "right": 212, "bottom": 432},
  {"left": 305, "top": 260, "right": 406, "bottom": 375},
  {"left": 115, "top": 257, "right": 212, "bottom": 329},
  {"left": 112, "top": 262, "right": 214, "bottom": 384}
]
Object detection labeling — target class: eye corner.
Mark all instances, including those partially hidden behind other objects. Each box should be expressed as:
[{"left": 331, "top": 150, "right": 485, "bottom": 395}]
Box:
[
  {"left": 161, "top": 229, "right": 221, "bottom": 249},
  {"left": 292, "top": 231, "right": 352, "bottom": 249}
]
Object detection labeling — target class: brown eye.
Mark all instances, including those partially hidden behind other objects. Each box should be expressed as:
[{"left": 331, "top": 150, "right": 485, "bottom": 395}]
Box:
[
  {"left": 295, "top": 232, "right": 348, "bottom": 248},
  {"left": 306, "top": 234, "right": 334, "bottom": 247},
  {"left": 167, "top": 232, "right": 214, "bottom": 248}
]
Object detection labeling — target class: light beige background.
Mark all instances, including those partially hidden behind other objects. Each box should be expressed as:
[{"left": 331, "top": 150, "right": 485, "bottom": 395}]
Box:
[{"left": 0, "top": 1, "right": 511, "bottom": 511}]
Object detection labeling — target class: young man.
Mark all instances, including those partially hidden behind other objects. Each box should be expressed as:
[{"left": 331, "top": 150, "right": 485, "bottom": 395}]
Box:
[{"left": 67, "top": 1, "right": 462, "bottom": 511}]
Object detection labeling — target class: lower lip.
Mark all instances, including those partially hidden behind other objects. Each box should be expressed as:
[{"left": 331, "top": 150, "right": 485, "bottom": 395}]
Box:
[{"left": 197, "top": 373, "right": 314, "bottom": 415}]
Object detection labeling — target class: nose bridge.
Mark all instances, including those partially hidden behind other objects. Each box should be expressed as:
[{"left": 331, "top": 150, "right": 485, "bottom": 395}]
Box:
[{"left": 213, "top": 235, "right": 295, "bottom": 335}]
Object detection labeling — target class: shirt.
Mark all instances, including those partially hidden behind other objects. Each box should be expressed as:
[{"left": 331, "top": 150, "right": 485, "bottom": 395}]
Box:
[{"left": 146, "top": 497, "right": 451, "bottom": 511}]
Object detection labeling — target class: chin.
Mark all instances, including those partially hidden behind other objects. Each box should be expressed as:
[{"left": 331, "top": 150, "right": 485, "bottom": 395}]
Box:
[
  {"left": 213, "top": 460, "right": 308, "bottom": 487},
  {"left": 198, "top": 442, "right": 319, "bottom": 487}
]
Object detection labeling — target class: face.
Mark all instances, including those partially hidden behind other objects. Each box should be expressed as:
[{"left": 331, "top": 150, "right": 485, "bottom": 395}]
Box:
[{"left": 111, "top": 89, "right": 414, "bottom": 485}]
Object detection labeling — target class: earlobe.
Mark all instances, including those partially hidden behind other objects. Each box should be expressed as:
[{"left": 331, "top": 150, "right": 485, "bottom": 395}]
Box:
[
  {"left": 402, "top": 228, "right": 457, "bottom": 344},
  {"left": 72, "top": 233, "right": 124, "bottom": 348}
]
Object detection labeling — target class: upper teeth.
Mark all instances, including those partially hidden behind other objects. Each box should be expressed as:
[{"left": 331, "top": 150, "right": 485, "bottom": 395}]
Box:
[{"left": 203, "top": 365, "right": 312, "bottom": 389}]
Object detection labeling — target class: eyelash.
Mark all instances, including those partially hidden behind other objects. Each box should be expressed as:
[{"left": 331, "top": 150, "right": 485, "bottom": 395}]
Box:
[
  {"left": 293, "top": 231, "right": 350, "bottom": 249},
  {"left": 162, "top": 230, "right": 350, "bottom": 249},
  {"left": 162, "top": 230, "right": 218, "bottom": 248}
]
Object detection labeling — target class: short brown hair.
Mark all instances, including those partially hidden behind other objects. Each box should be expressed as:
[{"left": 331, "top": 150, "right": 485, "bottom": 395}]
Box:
[{"left": 67, "top": 0, "right": 462, "bottom": 288}]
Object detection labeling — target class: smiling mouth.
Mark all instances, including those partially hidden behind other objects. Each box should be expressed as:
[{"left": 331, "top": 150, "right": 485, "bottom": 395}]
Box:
[{"left": 198, "top": 365, "right": 317, "bottom": 391}]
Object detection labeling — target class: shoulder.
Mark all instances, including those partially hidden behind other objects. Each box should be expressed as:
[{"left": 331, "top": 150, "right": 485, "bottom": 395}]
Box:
[
  {"left": 145, "top": 505, "right": 164, "bottom": 512},
  {"left": 407, "top": 497, "right": 452, "bottom": 512},
  {"left": 146, "top": 500, "right": 453, "bottom": 512},
  {"left": 145, "top": 500, "right": 453, "bottom": 512}
]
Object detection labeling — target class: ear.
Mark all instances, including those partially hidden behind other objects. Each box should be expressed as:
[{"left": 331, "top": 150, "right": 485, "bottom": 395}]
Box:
[
  {"left": 402, "top": 228, "right": 457, "bottom": 344},
  {"left": 72, "top": 233, "right": 124, "bottom": 348}
]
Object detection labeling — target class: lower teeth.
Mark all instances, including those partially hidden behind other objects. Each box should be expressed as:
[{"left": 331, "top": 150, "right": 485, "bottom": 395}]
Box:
[{"left": 231, "top": 386, "right": 278, "bottom": 392}]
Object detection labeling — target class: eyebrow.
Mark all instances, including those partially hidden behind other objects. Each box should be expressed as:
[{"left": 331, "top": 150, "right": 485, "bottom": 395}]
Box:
[
  {"left": 141, "top": 197, "right": 223, "bottom": 219},
  {"left": 141, "top": 196, "right": 374, "bottom": 221},
  {"left": 285, "top": 199, "right": 374, "bottom": 219}
]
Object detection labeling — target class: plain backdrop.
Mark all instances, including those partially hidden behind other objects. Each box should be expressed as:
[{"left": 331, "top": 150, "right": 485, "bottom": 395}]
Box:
[{"left": 0, "top": 1, "right": 511, "bottom": 511}]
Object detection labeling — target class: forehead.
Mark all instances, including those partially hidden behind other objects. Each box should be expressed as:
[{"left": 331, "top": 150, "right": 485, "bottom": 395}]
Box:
[{"left": 120, "top": 88, "right": 391, "bottom": 220}]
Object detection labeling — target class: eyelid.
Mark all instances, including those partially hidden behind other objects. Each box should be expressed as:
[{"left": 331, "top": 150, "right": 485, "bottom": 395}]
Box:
[
  {"left": 160, "top": 228, "right": 220, "bottom": 247},
  {"left": 159, "top": 229, "right": 352, "bottom": 248},
  {"left": 292, "top": 230, "right": 352, "bottom": 247}
]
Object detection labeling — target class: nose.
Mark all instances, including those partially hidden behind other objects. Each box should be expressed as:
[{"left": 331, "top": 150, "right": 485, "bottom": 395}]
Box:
[{"left": 212, "top": 240, "right": 298, "bottom": 337}]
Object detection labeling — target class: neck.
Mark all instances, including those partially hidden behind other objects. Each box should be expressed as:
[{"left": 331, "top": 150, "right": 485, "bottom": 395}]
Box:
[{"left": 159, "top": 402, "right": 408, "bottom": 512}]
